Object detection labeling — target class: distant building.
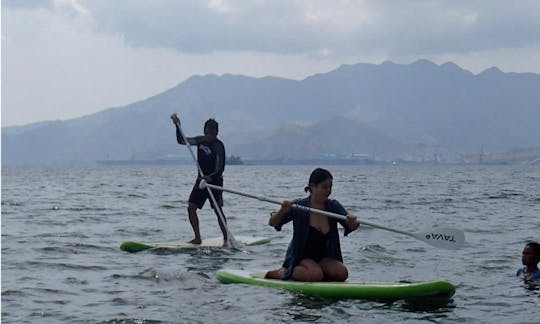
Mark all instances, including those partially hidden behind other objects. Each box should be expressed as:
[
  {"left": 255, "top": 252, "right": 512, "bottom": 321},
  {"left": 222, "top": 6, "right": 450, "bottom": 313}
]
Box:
[{"left": 226, "top": 155, "right": 244, "bottom": 165}]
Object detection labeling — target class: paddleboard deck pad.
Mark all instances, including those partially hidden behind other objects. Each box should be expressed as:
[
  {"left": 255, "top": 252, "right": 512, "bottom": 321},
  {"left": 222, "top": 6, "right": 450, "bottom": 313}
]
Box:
[
  {"left": 120, "top": 236, "right": 270, "bottom": 253},
  {"left": 217, "top": 268, "right": 455, "bottom": 302}
]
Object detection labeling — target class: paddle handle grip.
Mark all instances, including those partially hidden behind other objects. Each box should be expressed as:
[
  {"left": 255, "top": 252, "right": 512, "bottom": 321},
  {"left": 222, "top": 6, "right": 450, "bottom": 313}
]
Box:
[{"left": 172, "top": 115, "right": 205, "bottom": 177}]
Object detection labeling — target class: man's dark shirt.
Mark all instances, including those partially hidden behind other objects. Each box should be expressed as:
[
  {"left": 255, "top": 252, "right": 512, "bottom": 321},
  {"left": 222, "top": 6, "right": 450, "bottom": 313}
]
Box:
[{"left": 176, "top": 127, "right": 225, "bottom": 179}]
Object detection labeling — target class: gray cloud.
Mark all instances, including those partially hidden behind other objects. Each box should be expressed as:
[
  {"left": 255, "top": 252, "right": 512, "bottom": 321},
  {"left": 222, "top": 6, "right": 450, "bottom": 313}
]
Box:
[
  {"left": 5, "top": 1, "right": 539, "bottom": 57},
  {"left": 74, "top": 0, "right": 540, "bottom": 57},
  {"left": 82, "top": 1, "right": 323, "bottom": 54}
]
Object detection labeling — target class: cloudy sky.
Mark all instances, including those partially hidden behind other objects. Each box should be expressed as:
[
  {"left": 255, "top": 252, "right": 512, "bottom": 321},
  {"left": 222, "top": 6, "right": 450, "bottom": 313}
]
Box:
[{"left": 2, "top": 0, "right": 540, "bottom": 127}]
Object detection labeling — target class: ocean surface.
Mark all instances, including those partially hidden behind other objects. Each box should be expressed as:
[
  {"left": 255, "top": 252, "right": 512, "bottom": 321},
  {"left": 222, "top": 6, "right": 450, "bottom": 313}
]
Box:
[{"left": 2, "top": 164, "right": 539, "bottom": 323}]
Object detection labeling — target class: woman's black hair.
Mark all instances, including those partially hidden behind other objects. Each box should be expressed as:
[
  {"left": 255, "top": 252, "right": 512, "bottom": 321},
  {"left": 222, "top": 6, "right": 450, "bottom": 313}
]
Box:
[
  {"left": 204, "top": 118, "right": 219, "bottom": 135},
  {"left": 304, "top": 168, "right": 333, "bottom": 193}
]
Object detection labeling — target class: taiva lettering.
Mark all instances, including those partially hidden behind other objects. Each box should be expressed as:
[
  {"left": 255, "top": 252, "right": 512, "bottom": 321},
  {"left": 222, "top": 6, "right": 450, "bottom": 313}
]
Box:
[{"left": 425, "top": 233, "right": 456, "bottom": 242}]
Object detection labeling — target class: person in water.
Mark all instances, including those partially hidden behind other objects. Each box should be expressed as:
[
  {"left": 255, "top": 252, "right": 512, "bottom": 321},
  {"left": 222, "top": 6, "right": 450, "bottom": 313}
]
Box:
[
  {"left": 265, "top": 168, "right": 359, "bottom": 282},
  {"left": 516, "top": 241, "right": 540, "bottom": 280},
  {"left": 170, "top": 114, "right": 228, "bottom": 246}
]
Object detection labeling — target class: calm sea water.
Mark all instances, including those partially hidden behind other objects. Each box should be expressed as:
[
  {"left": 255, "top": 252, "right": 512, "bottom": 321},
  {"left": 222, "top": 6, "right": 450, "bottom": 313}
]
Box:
[{"left": 2, "top": 164, "right": 539, "bottom": 323}]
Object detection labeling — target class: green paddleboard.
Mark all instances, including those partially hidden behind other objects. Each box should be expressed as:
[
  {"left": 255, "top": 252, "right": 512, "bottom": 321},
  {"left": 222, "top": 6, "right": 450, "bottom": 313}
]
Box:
[
  {"left": 120, "top": 236, "right": 270, "bottom": 253},
  {"left": 217, "top": 269, "right": 455, "bottom": 302}
]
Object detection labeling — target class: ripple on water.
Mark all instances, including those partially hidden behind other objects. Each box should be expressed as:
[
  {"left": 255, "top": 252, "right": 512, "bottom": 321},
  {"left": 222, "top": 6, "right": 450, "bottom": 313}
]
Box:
[{"left": 2, "top": 165, "right": 540, "bottom": 323}]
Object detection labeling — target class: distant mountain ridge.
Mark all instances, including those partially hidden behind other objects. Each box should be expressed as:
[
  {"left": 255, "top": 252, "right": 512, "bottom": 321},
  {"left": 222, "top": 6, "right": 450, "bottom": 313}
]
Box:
[{"left": 3, "top": 60, "right": 540, "bottom": 165}]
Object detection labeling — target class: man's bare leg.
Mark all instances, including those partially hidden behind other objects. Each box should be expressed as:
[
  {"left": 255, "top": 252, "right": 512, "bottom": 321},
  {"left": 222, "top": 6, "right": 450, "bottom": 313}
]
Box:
[
  {"left": 213, "top": 206, "right": 228, "bottom": 247},
  {"left": 188, "top": 203, "right": 202, "bottom": 244}
]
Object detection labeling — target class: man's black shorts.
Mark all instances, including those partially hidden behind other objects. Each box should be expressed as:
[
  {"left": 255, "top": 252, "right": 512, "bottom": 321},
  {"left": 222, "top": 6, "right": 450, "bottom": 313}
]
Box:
[{"left": 189, "top": 177, "right": 223, "bottom": 209}]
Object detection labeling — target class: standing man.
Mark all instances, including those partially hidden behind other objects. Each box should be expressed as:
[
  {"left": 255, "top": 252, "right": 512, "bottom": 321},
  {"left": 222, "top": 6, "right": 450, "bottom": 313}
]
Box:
[{"left": 171, "top": 113, "right": 228, "bottom": 246}]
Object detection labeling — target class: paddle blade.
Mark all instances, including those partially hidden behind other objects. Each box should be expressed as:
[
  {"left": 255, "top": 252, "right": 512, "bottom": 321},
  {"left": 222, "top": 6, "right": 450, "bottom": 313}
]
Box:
[{"left": 414, "top": 228, "right": 465, "bottom": 250}]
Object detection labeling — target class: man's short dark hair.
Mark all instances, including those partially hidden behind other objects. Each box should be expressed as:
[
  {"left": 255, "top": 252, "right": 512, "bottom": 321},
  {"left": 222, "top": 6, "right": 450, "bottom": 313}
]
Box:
[{"left": 204, "top": 118, "right": 219, "bottom": 135}]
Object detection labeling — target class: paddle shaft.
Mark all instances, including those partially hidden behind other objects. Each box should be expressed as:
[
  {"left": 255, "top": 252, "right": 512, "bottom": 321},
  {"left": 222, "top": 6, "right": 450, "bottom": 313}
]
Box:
[
  {"left": 201, "top": 181, "right": 412, "bottom": 237},
  {"left": 173, "top": 117, "right": 237, "bottom": 247},
  {"left": 200, "top": 181, "right": 465, "bottom": 250}
]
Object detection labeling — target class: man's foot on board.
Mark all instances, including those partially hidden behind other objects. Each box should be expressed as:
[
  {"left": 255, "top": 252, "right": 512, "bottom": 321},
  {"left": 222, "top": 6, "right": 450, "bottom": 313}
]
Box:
[{"left": 188, "top": 238, "right": 202, "bottom": 244}]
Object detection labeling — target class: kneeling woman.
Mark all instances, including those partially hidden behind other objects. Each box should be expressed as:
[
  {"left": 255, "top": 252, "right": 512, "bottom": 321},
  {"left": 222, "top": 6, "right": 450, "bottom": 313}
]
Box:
[{"left": 266, "top": 168, "right": 359, "bottom": 282}]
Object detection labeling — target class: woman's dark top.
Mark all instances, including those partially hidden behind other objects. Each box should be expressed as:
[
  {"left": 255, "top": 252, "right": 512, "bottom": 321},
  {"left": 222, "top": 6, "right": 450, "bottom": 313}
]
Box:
[{"left": 303, "top": 226, "right": 330, "bottom": 262}]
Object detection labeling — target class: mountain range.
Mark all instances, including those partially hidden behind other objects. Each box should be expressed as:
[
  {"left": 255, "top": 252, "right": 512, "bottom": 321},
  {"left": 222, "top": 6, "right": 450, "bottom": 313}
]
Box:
[{"left": 3, "top": 59, "right": 540, "bottom": 165}]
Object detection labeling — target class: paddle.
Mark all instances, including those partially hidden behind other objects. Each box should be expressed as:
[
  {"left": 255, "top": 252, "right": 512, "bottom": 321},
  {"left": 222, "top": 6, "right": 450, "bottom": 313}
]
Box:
[
  {"left": 171, "top": 114, "right": 239, "bottom": 249},
  {"left": 199, "top": 180, "right": 465, "bottom": 250}
]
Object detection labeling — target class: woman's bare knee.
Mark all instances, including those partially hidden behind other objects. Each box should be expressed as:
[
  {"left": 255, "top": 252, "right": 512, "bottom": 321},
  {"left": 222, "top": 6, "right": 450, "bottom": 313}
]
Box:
[
  {"left": 320, "top": 259, "right": 348, "bottom": 281},
  {"left": 326, "top": 267, "right": 348, "bottom": 281},
  {"left": 292, "top": 260, "right": 324, "bottom": 282},
  {"left": 293, "top": 267, "right": 323, "bottom": 282}
]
